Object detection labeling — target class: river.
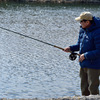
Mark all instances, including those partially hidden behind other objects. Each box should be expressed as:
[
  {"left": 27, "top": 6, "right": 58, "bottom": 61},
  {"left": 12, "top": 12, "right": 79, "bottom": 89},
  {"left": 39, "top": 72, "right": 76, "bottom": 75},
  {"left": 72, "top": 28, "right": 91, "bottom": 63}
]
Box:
[{"left": 0, "top": 2, "right": 100, "bottom": 99}]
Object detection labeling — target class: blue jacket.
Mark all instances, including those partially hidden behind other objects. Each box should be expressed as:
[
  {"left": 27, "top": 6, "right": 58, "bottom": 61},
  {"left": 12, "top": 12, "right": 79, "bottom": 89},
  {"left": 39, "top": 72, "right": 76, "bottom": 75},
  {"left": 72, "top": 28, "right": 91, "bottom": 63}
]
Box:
[{"left": 70, "top": 17, "right": 100, "bottom": 69}]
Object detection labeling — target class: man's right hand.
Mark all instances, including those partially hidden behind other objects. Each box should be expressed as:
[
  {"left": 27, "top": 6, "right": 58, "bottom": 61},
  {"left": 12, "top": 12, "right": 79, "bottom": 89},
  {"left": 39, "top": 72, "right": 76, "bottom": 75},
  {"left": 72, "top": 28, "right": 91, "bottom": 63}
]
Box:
[{"left": 64, "top": 47, "right": 71, "bottom": 52}]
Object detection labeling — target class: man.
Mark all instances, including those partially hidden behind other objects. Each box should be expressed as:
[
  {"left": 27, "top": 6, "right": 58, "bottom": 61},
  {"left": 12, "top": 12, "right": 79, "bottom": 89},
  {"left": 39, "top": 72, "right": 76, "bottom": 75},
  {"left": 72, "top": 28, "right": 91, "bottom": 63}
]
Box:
[{"left": 64, "top": 12, "right": 100, "bottom": 96}]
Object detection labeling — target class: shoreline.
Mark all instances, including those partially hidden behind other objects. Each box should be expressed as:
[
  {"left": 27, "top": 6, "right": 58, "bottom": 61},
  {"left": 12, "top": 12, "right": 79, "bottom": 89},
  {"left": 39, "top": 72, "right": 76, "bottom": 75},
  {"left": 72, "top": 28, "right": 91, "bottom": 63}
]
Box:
[
  {"left": 1, "top": 0, "right": 100, "bottom": 4},
  {"left": 1, "top": 95, "right": 100, "bottom": 100},
  {"left": 24, "top": 0, "right": 100, "bottom": 3}
]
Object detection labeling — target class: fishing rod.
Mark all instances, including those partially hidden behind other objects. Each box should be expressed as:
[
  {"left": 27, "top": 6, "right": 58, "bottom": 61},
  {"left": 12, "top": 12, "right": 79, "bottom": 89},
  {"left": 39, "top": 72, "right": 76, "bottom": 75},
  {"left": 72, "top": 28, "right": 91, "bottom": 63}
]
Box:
[
  {"left": 0, "top": 26, "right": 64, "bottom": 50},
  {"left": 0, "top": 26, "right": 79, "bottom": 61}
]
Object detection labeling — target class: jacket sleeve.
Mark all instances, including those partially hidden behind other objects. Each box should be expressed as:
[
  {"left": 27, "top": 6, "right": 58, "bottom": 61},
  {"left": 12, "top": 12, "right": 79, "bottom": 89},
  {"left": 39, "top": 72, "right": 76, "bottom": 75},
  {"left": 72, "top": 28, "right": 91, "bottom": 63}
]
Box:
[{"left": 84, "top": 29, "right": 100, "bottom": 60}]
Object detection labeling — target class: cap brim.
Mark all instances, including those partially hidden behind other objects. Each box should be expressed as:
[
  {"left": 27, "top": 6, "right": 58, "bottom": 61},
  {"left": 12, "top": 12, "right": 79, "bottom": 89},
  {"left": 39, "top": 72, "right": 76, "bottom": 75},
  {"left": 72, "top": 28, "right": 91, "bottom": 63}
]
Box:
[{"left": 75, "top": 17, "right": 82, "bottom": 21}]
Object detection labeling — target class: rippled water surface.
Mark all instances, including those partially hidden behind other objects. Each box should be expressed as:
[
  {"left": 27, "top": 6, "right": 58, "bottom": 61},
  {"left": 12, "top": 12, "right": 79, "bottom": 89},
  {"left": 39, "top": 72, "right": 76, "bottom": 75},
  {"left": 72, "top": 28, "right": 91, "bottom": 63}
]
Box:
[{"left": 0, "top": 2, "right": 100, "bottom": 99}]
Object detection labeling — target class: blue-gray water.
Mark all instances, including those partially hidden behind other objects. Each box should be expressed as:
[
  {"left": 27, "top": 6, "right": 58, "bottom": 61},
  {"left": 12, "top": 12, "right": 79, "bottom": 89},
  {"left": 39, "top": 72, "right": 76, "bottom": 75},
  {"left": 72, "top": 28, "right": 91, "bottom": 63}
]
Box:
[{"left": 0, "top": 2, "right": 100, "bottom": 99}]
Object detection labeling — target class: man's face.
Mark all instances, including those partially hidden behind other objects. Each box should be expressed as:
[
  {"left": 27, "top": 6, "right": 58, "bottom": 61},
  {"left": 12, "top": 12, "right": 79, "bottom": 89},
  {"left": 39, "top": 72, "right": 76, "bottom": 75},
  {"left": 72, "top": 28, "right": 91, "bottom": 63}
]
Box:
[{"left": 80, "top": 20, "right": 91, "bottom": 29}]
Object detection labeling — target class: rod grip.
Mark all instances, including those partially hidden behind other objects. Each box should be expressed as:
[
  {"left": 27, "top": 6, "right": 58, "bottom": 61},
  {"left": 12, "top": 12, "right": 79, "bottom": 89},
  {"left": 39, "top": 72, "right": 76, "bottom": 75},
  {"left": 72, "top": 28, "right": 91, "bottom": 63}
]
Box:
[{"left": 54, "top": 45, "right": 64, "bottom": 50}]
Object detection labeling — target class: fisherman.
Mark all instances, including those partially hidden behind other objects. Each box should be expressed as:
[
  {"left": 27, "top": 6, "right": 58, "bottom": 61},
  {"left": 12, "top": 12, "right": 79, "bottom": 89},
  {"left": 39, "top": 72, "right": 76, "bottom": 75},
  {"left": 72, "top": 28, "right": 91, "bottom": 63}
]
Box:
[{"left": 64, "top": 12, "right": 100, "bottom": 96}]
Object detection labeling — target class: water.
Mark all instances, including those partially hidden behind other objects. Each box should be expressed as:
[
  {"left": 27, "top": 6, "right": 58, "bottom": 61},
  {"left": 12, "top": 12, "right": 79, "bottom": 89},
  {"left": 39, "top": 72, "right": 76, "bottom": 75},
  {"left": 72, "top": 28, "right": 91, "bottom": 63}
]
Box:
[{"left": 0, "top": 2, "right": 100, "bottom": 99}]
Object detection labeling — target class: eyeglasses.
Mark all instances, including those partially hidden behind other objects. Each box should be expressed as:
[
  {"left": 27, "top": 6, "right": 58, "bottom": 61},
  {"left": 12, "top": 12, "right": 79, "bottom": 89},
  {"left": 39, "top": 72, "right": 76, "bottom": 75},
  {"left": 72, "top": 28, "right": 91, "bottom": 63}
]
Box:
[{"left": 80, "top": 20, "right": 87, "bottom": 23}]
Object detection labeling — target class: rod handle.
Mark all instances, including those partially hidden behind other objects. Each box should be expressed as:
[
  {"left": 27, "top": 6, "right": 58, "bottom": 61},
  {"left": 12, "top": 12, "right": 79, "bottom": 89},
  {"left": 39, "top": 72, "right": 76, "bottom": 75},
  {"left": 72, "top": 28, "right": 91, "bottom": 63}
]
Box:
[
  {"left": 54, "top": 45, "right": 80, "bottom": 57},
  {"left": 54, "top": 45, "right": 64, "bottom": 50}
]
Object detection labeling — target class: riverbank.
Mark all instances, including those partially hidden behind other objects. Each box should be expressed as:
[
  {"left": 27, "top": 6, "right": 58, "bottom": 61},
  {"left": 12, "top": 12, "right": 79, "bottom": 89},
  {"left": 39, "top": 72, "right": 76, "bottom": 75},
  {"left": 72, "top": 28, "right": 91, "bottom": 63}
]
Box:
[
  {"left": 25, "top": 0, "right": 100, "bottom": 3},
  {"left": 1, "top": 0, "right": 100, "bottom": 3},
  {"left": 1, "top": 95, "right": 100, "bottom": 100}
]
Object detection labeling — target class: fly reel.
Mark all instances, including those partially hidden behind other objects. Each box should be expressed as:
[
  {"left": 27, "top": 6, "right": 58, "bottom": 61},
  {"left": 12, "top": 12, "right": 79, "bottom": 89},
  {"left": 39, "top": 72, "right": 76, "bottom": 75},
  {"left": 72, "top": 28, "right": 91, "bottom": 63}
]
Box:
[{"left": 69, "top": 52, "right": 78, "bottom": 61}]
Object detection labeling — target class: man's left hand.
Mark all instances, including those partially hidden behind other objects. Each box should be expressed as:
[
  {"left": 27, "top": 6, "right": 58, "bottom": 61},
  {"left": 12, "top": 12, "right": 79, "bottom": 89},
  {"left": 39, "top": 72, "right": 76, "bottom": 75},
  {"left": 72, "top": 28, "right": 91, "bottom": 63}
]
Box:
[{"left": 79, "top": 54, "right": 85, "bottom": 62}]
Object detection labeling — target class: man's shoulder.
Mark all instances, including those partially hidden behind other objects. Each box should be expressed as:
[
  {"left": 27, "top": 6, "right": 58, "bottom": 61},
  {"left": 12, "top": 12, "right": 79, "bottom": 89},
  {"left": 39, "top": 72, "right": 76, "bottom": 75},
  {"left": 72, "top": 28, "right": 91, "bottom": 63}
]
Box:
[
  {"left": 93, "top": 28, "right": 100, "bottom": 34},
  {"left": 92, "top": 28, "right": 100, "bottom": 38}
]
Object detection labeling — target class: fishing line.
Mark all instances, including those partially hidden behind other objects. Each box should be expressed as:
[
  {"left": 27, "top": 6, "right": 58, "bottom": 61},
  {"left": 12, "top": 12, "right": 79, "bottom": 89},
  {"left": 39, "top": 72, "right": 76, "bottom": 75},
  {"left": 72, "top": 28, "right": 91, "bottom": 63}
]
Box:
[{"left": 0, "top": 26, "right": 79, "bottom": 60}]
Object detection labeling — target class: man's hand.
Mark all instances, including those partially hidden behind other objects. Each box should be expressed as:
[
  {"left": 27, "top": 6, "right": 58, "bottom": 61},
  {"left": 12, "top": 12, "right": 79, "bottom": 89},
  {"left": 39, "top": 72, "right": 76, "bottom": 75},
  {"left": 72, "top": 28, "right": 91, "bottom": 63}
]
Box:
[
  {"left": 79, "top": 54, "right": 85, "bottom": 62},
  {"left": 64, "top": 47, "right": 71, "bottom": 52}
]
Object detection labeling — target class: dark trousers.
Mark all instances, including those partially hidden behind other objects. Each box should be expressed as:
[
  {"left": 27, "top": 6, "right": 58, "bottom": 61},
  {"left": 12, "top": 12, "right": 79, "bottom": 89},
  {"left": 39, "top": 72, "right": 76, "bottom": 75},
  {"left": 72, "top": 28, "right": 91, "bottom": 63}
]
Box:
[{"left": 80, "top": 68, "right": 100, "bottom": 96}]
